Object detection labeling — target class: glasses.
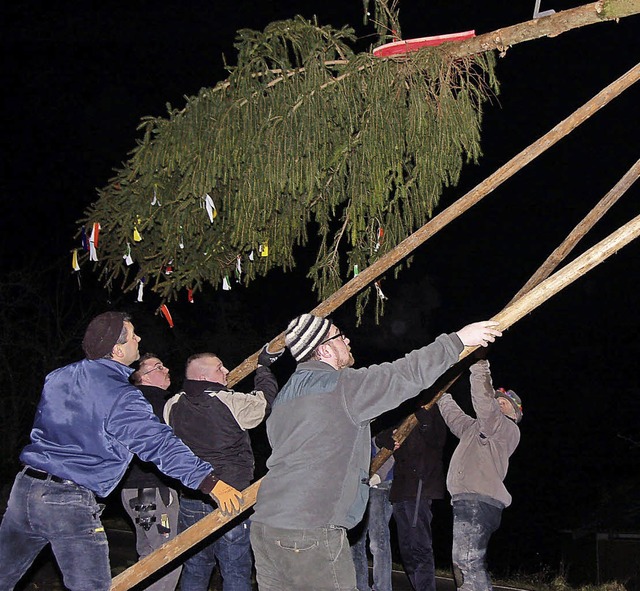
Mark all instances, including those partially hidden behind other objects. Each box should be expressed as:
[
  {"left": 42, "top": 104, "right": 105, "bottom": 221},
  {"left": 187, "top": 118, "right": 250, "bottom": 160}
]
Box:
[
  {"left": 140, "top": 362, "right": 165, "bottom": 376},
  {"left": 320, "top": 332, "right": 346, "bottom": 345}
]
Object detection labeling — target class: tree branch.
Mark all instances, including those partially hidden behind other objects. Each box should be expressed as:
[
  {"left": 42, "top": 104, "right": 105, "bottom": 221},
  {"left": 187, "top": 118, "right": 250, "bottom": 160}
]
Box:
[{"left": 446, "top": 0, "right": 640, "bottom": 58}]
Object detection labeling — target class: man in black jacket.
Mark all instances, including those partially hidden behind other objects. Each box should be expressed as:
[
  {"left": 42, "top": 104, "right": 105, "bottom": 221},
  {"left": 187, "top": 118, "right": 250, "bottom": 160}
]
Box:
[
  {"left": 165, "top": 347, "right": 281, "bottom": 591},
  {"left": 120, "top": 353, "right": 181, "bottom": 591},
  {"left": 377, "top": 405, "right": 447, "bottom": 591}
]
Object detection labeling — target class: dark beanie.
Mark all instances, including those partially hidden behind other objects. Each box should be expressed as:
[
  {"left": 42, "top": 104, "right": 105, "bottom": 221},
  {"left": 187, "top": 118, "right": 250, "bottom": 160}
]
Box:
[
  {"left": 285, "top": 314, "right": 332, "bottom": 362},
  {"left": 82, "top": 312, "right": 126, "bottom": 360}
]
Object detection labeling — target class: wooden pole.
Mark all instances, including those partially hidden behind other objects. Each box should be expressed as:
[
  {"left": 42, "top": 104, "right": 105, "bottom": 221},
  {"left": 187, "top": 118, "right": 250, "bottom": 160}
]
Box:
[
  {"left": 508, "top": 158, "right": 640, "bottom": 304},
  {"left": 370, "top": 158, "right": 640, "bottom": 474},
  {"left": 111, "top": 63, "right": 639, "bottom": 590},
  {"left": 111, "top": 214, "right": 640, "bottom": 591},
  {"left": 226, "top": 61, "right": 640, "bottom": 388}
]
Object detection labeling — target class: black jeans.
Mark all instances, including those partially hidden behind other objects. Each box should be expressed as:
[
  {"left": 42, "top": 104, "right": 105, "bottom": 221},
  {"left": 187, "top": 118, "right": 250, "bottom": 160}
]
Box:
[{"left": 393, "top": 498, "right": 436, "bottom": 591}]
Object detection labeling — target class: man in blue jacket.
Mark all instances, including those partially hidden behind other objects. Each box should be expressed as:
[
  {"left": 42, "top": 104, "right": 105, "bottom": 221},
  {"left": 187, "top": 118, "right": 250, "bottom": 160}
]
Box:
[{"left": 0, "top": 312, "right": 244, "bottom": 591}]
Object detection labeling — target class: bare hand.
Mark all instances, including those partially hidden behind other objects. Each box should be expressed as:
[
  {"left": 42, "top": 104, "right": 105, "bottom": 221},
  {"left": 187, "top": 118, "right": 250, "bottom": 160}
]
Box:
[{"left": 456, "top": 321, "right": 502, "bottom": 348}]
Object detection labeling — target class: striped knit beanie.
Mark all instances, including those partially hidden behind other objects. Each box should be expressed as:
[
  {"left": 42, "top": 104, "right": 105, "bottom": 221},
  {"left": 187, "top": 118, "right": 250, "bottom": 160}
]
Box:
[{"left": 285, "top": 314, "right": 332, "bottom": 362}]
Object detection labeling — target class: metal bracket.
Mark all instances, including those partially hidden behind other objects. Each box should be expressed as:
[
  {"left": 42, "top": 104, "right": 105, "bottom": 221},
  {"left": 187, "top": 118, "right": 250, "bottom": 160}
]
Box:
[{"left": 533, "top": 0, "right": 555, "bottom": 18}]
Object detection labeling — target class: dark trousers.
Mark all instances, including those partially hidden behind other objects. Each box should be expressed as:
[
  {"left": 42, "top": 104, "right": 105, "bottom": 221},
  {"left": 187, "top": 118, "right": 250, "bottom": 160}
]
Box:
[
  {"left": 178, "top": 497, "right": 252, "bottom": 591},
  {"left": 393, "top": 498, "right": 436, "bottom": 591},
  {"left": 351, "top": 484, "right": 393, "bottom": 591}
]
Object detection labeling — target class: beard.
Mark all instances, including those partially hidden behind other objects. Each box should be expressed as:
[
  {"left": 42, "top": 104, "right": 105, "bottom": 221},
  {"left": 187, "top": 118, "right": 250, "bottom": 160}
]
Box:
[{"left": 337, "top": 351, "right": 355, "bottom": 369}]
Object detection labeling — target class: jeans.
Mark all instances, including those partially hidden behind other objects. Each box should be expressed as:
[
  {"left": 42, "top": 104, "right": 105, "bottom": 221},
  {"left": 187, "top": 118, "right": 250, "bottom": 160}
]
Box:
[
  {"left": 121, "top": 487, "right": 181, "bottom": 591},
  {"left": 177, "top": 496, "right": 252, "bottom": 591},
  {"left": 451, "top": 498, "right": 502, "bottom": 591},
  {"left": 351, "top": 484, "right": 393, "bottom": 591},
  {"left": 393, "top": 498, "right": 436, "bottom": 591},
  {"left": 0, "top": 469, "right": 110, "bottom": 591},
  {"left": 250, "top": 521, "right": 357, "bottom": 591}
]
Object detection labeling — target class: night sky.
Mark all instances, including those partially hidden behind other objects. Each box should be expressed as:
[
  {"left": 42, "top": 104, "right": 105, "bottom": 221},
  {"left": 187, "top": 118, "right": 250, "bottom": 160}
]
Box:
[{"left": 3, "top": 0, "right": 640, "bottom": 578}]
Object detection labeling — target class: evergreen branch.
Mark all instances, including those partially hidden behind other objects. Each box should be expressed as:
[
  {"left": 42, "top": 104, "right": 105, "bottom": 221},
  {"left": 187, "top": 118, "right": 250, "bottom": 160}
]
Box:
[{"left": 80, "top": 3, "right": 639, "bottom": 317}]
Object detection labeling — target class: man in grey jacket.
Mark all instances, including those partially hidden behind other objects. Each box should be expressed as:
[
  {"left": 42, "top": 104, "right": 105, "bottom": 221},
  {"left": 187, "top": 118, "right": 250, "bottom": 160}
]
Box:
[
  {"left": 250, "top": 313, "right": 502, "bottom": 591},
  {"left": 437, "top": 358, "right": 522, "bottom": 591}
]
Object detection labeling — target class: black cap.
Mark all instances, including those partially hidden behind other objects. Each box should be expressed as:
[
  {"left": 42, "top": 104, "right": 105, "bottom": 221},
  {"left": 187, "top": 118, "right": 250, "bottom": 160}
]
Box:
[{"left": 82, "top": 312, "right": 126, "bottom": 360}]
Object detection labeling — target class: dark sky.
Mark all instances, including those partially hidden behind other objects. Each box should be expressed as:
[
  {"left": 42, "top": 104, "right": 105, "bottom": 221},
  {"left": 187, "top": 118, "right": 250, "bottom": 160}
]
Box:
[{"left": 3, "top": 0, "right": 640, "bottom": 575}]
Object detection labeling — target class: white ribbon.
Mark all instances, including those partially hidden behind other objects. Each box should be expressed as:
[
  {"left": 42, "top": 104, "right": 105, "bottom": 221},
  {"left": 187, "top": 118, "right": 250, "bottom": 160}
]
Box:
[
  {"left": 137, "top": 279, "right": 145, "bottom": 302},
  {"left": 204, "top": 194, "right": 216, "bottom": 223}
]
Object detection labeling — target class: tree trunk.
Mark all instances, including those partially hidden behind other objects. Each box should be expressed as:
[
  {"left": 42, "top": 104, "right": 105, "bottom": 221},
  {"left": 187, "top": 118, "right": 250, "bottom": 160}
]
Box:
[{"left": 448, "top": 0, "right": 640, "bottom": 58}]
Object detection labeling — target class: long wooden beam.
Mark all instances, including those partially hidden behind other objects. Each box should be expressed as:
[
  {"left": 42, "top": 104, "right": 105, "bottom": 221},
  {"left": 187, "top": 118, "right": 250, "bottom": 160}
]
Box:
[
  {"left": 111, "top": 214, "right": 640, "bottom": 590},
  {"left": 370, "top": 158, "right": 640, "bottom": 474},
  {"left": 227, "top": 61, "right": 640, "bottom": 388}
]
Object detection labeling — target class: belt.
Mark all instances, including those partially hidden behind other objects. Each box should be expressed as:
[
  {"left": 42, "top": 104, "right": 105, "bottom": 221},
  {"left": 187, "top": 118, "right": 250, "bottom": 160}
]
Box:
[{"left": 23, "top": 467, "right": 76, "bottom": 486}]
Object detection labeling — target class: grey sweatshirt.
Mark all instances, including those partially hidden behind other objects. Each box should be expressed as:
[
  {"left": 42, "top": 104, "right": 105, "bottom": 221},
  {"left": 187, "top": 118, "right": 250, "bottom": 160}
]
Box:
[
  {"left": 252, "top": 333, "right": 463, "bottom": 530},
  {"left": 437, "top": 359, "right": 520, "bottom": 508}
]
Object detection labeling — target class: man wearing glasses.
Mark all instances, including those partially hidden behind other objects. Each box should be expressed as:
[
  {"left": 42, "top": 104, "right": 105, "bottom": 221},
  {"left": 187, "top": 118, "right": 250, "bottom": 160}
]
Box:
[
  {"left": 250, "top": 313, "right": 502, "bottom": 591},
  {"left": 120, "top": 353, "right": 182, "bottom": 591}
]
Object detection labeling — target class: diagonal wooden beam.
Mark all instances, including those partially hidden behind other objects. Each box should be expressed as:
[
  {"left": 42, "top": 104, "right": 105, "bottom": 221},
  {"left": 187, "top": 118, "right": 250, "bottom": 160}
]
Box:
[
  {"left": 227, "top": 61, "right": 639, "bottom": 388},
  {"left": 369, "top": 158, "right": 640, "bottom": 475},
  {"left": 111, "top": 214, "right": 640, "bottom": 591}
]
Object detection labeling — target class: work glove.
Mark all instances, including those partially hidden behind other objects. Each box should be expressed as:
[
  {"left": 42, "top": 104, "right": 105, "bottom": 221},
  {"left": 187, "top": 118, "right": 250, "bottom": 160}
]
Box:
[
  {"left": 369, "top": 474, "right": 382, "bottom": 487},
  {"left": 210, "top": 480, "right": 244, "bottom": 516},
  {"left": 257, "top": 343, "right": 285, "bottom": 367}
]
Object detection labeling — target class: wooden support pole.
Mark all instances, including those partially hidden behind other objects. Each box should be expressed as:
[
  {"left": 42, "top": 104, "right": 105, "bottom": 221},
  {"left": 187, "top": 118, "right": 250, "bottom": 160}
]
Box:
[
  {"left": 226, "top": 61, "right": 639, "bottom": 389},
  {"left": 370, "top": 158, "right": 640, "bottom": 474},
  {"left": 111, "top": 214, "right": 640, "bottom": 591}
]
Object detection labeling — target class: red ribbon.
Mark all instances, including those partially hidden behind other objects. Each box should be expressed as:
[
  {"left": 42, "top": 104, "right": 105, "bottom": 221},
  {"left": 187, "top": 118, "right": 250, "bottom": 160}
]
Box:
[{"left": 159, "top": 304, "right": 174, "bottom": 328}]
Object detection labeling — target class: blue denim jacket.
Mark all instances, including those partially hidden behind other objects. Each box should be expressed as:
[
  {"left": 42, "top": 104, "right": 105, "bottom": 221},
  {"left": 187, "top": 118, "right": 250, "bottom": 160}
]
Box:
[{"left": 20, "top": 358, "right": 213, "bottom": 497}]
